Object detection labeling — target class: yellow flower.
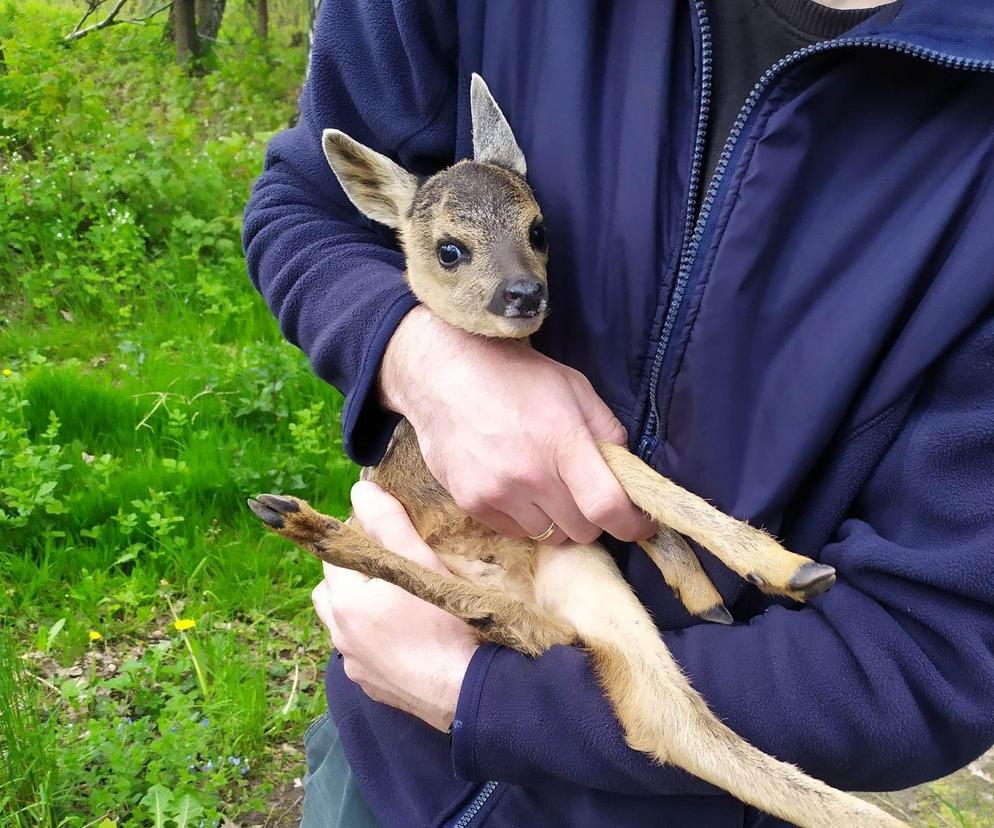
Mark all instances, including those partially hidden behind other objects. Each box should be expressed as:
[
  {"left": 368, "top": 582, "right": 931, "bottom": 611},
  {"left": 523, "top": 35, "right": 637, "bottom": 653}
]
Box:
[
  {"left": 174, "top": 618, "right": 196, "bottom": 632},
  {"left": 88, "top": 630, "right": 102, "bottom": 641},
  {"left": 2, "top": 368, "right": 11, "bottom": 377}
]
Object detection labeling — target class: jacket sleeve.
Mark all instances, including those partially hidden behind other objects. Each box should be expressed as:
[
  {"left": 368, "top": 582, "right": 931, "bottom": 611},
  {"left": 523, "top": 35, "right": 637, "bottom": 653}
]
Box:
[
  {"left": 453, "top": 311, "right": 994, "bottom": 795},
  {"left": 242, "top": 0, "right": 456, "bottom": 465}
]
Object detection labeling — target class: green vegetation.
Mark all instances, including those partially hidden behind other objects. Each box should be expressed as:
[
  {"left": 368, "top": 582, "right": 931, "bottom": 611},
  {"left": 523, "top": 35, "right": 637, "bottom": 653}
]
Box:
[{"left": 1, "top": 1, "right": 356, "bottom": 824}]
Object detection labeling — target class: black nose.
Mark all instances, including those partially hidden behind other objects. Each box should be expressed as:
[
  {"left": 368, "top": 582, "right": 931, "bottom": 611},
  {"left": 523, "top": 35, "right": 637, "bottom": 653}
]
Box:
[{"left": 489, "top": 277, "right": 548, "bottom": 318}]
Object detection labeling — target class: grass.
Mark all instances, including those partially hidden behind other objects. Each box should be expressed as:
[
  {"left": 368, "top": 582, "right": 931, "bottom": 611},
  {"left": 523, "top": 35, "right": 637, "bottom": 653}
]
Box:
[
  {"left": 0, "top": 1, "right": 359, "bottom": 824},
  {"left": 0, "top": 634, "right": 61, "bottom": 827},
  {"left": 869, "top": 749, "right": 994, "bottom": 828}
]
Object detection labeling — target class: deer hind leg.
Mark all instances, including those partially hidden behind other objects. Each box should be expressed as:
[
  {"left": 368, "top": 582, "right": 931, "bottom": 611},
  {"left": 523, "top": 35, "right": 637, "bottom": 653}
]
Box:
[
  {"left": 532, "top": 544, "right": 906, "bottom": 828},
  {"left": 247, "top": 494, "right": 576, "bottom": 657},
  {"left": 640, "top": 528, "right": 731, "bottom": 625},
  {"left": 598, "top": 442, "right": 835, "bottom": 602}
]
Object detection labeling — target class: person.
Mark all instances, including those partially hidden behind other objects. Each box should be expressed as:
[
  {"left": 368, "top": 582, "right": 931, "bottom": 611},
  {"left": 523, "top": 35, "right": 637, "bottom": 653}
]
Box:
[{"left": 242, "top": 1, "right": 994, "bottom": 825}]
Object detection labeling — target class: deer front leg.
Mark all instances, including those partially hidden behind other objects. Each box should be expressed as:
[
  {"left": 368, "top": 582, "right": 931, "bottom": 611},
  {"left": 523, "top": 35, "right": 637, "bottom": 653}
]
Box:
[
  {"left": 247, "top": 494, "right": 576, "bottom": 657},
  {"left": 598, "top": 442, "right": 835, "bottom": 602}
]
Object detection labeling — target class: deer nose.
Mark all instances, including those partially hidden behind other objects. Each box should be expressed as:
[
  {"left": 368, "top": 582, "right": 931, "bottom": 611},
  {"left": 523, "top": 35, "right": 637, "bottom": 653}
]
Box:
[{"left": 489, "top": 277, "right": 548, "bottom": 318}]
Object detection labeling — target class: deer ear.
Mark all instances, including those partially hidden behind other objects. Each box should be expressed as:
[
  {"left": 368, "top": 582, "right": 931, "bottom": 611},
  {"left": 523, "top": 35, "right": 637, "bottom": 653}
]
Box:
[
  {"left": 470, "top": 73, "right": 527, "bottom": 176},
  {"left": 321, "top": 129, "right": 417, "bottom": 229}
]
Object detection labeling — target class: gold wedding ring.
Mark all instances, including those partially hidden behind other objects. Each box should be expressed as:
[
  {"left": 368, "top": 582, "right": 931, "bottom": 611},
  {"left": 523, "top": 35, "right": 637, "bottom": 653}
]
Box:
[{"left": 528, "top": 522, "right": 557, "bottom": 542}]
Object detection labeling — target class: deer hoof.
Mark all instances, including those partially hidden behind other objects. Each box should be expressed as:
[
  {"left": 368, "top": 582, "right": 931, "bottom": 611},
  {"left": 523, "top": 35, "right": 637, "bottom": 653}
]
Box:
[
  {"left": 787, "top": 562, "right": 836, "bottom": 599},
  {"left": 247, "top": 493, "right": 300, "bottom": 528},
  {"left": 700, "top": 604, "right": 733, "bottom": 625}
]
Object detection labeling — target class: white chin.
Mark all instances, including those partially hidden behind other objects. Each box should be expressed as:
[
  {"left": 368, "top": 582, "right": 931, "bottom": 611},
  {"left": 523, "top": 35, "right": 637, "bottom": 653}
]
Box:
[{"left": 493, "top": 315, "right": 543, "bottom": 338}]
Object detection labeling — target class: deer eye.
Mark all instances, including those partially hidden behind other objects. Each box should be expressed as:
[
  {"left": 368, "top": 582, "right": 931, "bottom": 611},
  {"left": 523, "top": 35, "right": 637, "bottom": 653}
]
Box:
[
  {"left": 529, "top": 222, "right": 547, "bottom": 252},
  {"left": 437, "top": 242, "right": 465, "bottom": 267}
]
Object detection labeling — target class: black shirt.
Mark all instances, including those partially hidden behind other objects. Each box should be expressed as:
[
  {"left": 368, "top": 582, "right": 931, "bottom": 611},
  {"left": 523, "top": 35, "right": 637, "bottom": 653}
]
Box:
[{"left": 702, "top": 0, "right": 880, "bottom": 188}]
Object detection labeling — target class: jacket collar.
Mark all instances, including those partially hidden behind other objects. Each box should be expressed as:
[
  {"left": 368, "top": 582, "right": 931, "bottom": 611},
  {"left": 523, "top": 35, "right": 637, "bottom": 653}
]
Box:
[{"left": 849, "top": 0, "right": 994, "bottom": 65}]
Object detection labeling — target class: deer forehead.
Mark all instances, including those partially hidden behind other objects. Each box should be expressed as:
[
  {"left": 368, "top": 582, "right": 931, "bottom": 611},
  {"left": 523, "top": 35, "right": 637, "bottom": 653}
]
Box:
[{"left": 408, "top": 162, "right": 539, "bottom": 245}]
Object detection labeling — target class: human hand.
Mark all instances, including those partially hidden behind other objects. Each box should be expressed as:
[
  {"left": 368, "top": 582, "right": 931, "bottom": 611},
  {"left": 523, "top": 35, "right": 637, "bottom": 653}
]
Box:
[
  {"left": 379, "top": 306, "right": 655, "bottom": 545},
  {"left": 312, "top": 480, "right": 479, "bottom": 732}
]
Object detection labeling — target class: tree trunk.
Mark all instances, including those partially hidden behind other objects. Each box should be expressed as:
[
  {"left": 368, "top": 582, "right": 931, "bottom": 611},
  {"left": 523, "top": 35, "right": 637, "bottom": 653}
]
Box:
[
  {"left": 173, "top": 0, "right": 200, "bottom": 64},
  {"left": 196, "top": 0, "right": 226, "bottom": 41},
  {"left": 162, "top": 1, "right": 174, "bottom": 43},
  {"left": 255, "top": 0, "right": 268, "bottom": 41},
  {"left": 304, "top": 0, "right": 321, "bottom": 79},
  {"left": 308, "top": 0, "right": 321, "bottom": 49}
]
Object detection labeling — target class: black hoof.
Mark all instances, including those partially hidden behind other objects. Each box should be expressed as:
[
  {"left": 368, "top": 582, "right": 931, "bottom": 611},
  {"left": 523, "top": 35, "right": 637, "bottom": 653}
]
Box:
[
  {"left": 788, "top": 562, "right": 836, "bottom": 598},
  {"left": 247, "top": 498, "right": 283, "bottom": 528},
  {"left": 700, "top": 604, "right": 733, "bottom": 625},
  {"left": 256, "top": 493, "right": 300, "bottom": 513},
  {"left": 247, "top": 494, "right": 298, "bottom": 528}
]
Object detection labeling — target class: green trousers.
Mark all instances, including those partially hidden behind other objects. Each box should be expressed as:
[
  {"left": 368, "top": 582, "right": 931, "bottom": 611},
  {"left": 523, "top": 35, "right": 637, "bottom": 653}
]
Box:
[{"left": 300, "top": 712, "right": 381, "bottom": 828}]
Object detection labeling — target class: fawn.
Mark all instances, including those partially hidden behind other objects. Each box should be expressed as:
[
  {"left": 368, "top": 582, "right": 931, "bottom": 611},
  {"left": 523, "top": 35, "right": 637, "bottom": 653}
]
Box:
[{"left": 248, "top": 75, "right": 905, "bottom": 828}]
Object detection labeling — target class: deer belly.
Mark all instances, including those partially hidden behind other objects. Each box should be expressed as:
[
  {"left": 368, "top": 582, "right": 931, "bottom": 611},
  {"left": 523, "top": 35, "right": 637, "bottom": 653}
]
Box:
[{"left": 435, "top": 534, "right": 538, "bottom": 605}]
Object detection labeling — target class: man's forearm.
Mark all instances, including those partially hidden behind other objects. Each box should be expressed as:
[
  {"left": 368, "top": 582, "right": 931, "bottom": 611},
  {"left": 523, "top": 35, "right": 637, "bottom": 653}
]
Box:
[{"left": 379, "top": 305, "right": 438, "bottom": 416}]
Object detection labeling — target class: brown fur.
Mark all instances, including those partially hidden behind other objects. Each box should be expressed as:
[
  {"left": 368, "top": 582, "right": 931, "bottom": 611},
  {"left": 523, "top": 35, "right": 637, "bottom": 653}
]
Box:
[
  {"left": 599, "top": 442, "right": 833, "bottom": 602},
  {"left": 250, "top": 75, "right": 905, "bottom": 827},
  {"left": 638, "top": 528, "right": 726, "bottom": 620}
]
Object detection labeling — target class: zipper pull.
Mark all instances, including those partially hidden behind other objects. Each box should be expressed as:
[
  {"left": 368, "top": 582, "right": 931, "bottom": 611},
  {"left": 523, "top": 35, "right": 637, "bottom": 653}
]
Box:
[{"left": 637, "top": 434, "right": 657, "bottom": 461}]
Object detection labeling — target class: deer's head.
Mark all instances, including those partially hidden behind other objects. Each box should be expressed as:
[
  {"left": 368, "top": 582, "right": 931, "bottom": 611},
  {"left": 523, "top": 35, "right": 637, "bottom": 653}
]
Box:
[{"left": 322, "top": 74, "right": 548, "bottom": 339}]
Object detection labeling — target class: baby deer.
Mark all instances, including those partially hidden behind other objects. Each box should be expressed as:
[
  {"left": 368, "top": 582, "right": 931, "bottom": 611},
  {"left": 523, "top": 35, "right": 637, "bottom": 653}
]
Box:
[{"left": 248, "top": 75, "right": 905, "bottom": 828}]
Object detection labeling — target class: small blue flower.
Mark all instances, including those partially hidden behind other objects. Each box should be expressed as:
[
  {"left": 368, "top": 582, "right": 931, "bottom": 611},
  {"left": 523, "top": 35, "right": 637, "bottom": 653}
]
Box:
[{"left": 199, "top": 717, "right": 210, "bottom": 728}]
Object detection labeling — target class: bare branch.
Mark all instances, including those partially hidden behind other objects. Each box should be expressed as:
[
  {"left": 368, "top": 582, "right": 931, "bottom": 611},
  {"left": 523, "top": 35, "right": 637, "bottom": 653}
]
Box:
[
  {"left": 69, "top": 0, "right": 108, "bottom": 38},
  {"left": 120, "top": 2, "right": 174, "bottom": 25},
  {"left": 65, "top": 0, "right": 129, "bottom": 41},
  {"left": 65, "top": 0, "right": 174, "bottom": 42}
]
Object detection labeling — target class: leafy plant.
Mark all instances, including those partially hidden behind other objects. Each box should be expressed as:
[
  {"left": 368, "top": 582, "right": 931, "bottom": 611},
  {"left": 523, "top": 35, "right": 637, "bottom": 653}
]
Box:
[{"left": 1, "top": 2, "right": 348, "bottom": 825}]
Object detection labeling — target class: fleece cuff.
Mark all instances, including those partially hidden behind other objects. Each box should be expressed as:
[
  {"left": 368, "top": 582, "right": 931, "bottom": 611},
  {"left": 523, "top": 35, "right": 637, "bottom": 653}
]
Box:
[
  {"left": 338, "top": 291, "right": 420, "bottom": 467},
  {"left": 451, "top": 643, "right": 502, "bottom": 782}
]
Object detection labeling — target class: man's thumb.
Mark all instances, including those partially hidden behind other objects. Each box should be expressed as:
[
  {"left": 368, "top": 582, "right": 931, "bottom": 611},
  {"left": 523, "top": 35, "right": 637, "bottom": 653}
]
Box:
[{"left": 350, "top": 481, "right": 451, "bottom": 576}]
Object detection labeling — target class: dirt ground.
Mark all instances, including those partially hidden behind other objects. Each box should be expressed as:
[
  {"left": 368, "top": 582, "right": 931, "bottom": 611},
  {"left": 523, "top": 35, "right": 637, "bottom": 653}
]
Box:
[{"left": 240, "top": 781, "right": 304, "bottom": 828}]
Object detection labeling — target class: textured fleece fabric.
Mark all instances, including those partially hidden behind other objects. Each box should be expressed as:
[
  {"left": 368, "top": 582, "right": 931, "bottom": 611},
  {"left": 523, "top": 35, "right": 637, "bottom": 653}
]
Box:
[{"left": 243, "top": 1, "right": 994, "bottom": 826}]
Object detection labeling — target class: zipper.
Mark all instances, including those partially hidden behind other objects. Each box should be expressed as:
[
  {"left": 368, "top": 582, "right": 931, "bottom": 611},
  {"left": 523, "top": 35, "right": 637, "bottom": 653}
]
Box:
[
  {"left": 639, "top": 0, "right": 712, "bottom": 461},
  {"left": 636, "top": 13, "right": 994, "bottom": 462},
  {"left": 450, "top": 781, "right": 498, "bottom": 828}
]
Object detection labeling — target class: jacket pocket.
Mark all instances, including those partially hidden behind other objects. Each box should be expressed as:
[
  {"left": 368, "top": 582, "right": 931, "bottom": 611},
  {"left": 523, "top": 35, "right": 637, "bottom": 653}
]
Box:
[{"left": 303, "top": 709, "right": 332, "bottom": 749}]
